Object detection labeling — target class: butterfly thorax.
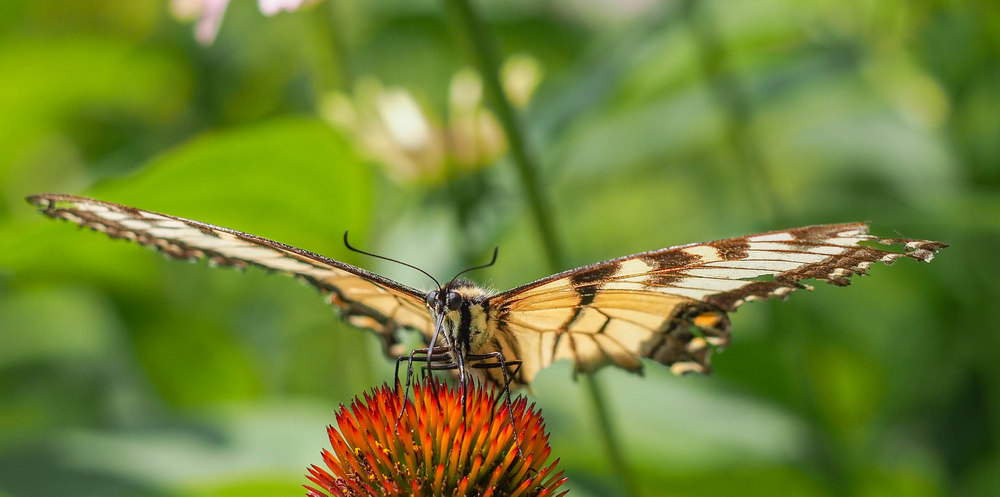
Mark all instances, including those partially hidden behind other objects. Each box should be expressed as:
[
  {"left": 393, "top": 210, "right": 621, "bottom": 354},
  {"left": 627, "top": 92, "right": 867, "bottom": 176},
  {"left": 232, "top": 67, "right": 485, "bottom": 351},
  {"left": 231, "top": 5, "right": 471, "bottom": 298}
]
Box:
[
  {"left": 425, "top": 279, "right": 529, "bottom": 387},
  {"left": 425, "top": 279, "right": 493, "bottom": 358}
]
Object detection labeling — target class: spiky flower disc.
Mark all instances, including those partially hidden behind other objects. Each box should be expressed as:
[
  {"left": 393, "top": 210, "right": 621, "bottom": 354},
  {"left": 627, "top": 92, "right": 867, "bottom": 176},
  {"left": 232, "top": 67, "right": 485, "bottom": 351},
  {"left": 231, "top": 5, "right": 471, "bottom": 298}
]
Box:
[{"left": 305, "top": 379, "right": 568, "bottom": 497}]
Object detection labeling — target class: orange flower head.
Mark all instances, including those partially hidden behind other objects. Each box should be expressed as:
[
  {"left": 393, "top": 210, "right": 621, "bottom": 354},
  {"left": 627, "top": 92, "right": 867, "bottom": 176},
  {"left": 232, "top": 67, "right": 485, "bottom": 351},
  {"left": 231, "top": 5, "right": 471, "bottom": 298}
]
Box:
[{"left": 305, "top": 378, "right": 568, "bottom": 497}]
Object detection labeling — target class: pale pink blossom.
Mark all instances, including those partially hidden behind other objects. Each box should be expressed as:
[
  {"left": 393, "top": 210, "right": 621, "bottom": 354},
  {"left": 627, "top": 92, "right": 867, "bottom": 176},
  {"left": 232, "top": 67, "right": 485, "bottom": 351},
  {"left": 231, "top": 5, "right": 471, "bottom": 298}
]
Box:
[
  {"left": 258, "top": 0, "right": 315, "bottom": 16},
  {"left": 170, "top": 0, "right": 321, "bottom": 45}
]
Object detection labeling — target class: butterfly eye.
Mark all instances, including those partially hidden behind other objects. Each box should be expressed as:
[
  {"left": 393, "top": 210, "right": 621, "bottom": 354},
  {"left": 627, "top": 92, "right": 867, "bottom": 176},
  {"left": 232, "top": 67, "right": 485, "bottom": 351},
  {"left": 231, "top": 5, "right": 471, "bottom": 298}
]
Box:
[
  {"left": 426, "top": 291, "right": 438, "bottom": 307},
  {"left": 447, "top": 292, "right": 462, "bottom": 311}
]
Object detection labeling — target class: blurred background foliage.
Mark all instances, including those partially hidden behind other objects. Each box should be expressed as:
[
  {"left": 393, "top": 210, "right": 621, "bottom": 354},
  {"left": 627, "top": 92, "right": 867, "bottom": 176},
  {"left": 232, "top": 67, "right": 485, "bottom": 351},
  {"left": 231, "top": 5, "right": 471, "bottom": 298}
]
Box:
[{"left": 0, "top": 0, "right": 996, "bottom": 496}]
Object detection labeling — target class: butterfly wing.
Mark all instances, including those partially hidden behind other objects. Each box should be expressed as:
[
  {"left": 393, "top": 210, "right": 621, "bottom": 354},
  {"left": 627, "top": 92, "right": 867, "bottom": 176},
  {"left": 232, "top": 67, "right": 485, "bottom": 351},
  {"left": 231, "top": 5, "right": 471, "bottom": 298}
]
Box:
[
  {"left": 27, "top": 193, "right": 433, "bottom": 356},
  {"left": 490, "top": 223, "right": 946, "bottom": 384}
]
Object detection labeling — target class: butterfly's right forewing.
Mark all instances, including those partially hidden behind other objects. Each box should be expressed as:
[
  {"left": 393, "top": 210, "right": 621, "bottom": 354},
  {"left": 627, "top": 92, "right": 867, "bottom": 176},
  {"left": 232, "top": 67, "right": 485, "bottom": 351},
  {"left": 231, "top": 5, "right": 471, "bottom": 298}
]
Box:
[{"left": 27, "top": 194, "right": 434, "bottom": 356}]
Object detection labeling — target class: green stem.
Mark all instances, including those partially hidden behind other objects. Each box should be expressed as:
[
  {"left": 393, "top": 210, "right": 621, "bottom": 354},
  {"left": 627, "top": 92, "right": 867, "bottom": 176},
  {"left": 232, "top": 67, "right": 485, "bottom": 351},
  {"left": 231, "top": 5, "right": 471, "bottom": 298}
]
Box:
[
  {"left": 444, "top": 1, "right": 639, "bottom": 495},
  {"left": 583, "top": 372, "right": 641, "bottom": 496},
  {"left": 323, "top": 0, "right": 355, "bottom": 89},
  {"left": 443, "top": 0, "right": 564, "bottom": 271},
  {"left": 682, "top": 0, "right": 780, "bottom": 222}
]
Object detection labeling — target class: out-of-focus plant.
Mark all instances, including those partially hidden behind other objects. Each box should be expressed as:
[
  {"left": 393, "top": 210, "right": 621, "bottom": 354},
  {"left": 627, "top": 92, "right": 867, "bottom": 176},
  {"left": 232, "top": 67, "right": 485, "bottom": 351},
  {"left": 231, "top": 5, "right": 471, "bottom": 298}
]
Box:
[{"left": 320, "top": 55, "right": 542, "bottom": 184}]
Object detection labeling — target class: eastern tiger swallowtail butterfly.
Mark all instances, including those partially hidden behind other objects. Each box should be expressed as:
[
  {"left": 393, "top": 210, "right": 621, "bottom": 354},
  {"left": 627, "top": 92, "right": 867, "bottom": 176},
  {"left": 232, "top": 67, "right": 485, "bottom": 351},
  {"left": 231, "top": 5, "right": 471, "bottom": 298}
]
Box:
[{"left": 27, "top": 193, "right": 946, "bottom": 390}]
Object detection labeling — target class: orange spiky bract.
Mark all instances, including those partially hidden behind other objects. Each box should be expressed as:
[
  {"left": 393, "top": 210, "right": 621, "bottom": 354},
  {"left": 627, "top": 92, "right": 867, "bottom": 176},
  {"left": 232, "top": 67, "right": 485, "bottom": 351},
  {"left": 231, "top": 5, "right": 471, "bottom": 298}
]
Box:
[{"left": 305, "top": 378, "right": 568, "bottom": 497}]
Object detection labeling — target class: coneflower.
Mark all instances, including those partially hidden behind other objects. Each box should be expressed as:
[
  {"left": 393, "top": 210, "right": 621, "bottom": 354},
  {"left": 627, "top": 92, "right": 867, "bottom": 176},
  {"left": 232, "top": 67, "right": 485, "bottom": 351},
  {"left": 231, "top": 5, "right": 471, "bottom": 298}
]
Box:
[{"left": 305, "top": 378, "right": 568, "bottom": 497}]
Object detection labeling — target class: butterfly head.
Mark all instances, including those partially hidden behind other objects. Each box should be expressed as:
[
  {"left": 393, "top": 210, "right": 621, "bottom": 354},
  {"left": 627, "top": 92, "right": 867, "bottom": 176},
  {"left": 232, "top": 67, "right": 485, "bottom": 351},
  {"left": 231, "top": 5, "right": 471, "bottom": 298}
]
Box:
[
  {"left": 424, "top": 279, "right": 487, "bottom": 316},
  {"left": 424, "top": 280, "right": 491, "bottom": 350},
  {"left": 424, "top": 245, "right": 499, "bottom": 322}
]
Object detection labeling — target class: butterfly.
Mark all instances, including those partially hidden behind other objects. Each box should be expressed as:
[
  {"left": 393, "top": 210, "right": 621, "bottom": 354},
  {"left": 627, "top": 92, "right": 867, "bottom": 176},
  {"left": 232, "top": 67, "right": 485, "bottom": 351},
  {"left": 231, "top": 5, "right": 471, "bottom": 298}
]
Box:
[{"left": 27, "top": 193, "right": 946, "bottom": 391}]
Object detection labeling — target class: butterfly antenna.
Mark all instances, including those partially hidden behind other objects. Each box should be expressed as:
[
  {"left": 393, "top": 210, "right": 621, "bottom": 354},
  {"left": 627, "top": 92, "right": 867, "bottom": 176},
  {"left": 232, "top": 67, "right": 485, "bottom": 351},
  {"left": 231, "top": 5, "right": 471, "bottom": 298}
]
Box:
[
  {"left": 344, "top": 231, "right": 441, "bottom": 288},
  {"left": 449, "top": 246, "right": 499, "bottom": 283}
]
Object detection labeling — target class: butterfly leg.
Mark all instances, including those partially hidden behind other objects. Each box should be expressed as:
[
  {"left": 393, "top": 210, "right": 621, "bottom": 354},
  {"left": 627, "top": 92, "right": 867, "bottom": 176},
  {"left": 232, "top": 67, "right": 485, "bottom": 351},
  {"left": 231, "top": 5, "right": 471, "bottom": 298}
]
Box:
[
  {"left": 395, "top": 347, "right": 452, "bottom": 383},
  {"left": 419, "top": 361, "right": 462, "bottom": 375},
  {"left": 395, "top": 346, "right": 453, "bottom": 433},
  {"left": 468, "top": 353, "right": 524, "bottom": 458},
  {"left": 425, "top": 313, "right": 447, "bottom": 393},
  {"left": 423, "top": 362, "right": 460, "bottom": 370},
  {"left": 456, "top": 346, "right": 468, "bottom": 409}
]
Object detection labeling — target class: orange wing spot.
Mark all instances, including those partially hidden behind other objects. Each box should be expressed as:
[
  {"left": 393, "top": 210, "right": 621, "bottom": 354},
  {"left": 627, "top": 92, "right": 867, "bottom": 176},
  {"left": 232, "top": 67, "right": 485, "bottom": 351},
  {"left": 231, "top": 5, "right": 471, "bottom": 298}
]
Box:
[{"left": 693, "top": 312, "right": 723, "bottom": 329}]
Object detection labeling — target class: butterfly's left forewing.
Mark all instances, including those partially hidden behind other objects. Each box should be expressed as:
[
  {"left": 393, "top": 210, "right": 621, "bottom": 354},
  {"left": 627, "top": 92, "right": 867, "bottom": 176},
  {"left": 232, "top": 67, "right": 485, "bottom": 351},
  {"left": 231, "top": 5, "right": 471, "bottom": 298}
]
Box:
[
  {"left": 490, "top": 223, "right": 946, "bottom": 384},
  {"left": 28, "top": 194, "right": 433, "bottom": 356}
]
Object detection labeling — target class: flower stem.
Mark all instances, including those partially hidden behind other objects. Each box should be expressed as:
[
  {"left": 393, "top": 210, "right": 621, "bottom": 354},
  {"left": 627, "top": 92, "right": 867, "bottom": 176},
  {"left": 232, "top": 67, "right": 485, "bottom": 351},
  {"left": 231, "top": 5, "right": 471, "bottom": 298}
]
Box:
[
  {"left": 443, "top": 0, "right": 563, "bottom": 270},
  {"left": 444, "top": 1, "right": 640, "bottom": 495},
  {"left": 681, "top": 0, "right": 780, "bottom": 221},
  {"left": 323, "top": 0, "right": 355, "bottom": 89}
]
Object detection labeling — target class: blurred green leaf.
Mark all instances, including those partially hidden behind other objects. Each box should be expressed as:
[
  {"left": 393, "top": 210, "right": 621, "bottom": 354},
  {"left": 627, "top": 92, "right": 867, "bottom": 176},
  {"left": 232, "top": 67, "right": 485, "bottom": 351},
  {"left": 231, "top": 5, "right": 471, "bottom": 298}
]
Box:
[
  {"left": 0, "top": 284, "right": 118, "bottom": 366},
  {"left": 0, "top": 34, "right": 188, "bottom": 205}
]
